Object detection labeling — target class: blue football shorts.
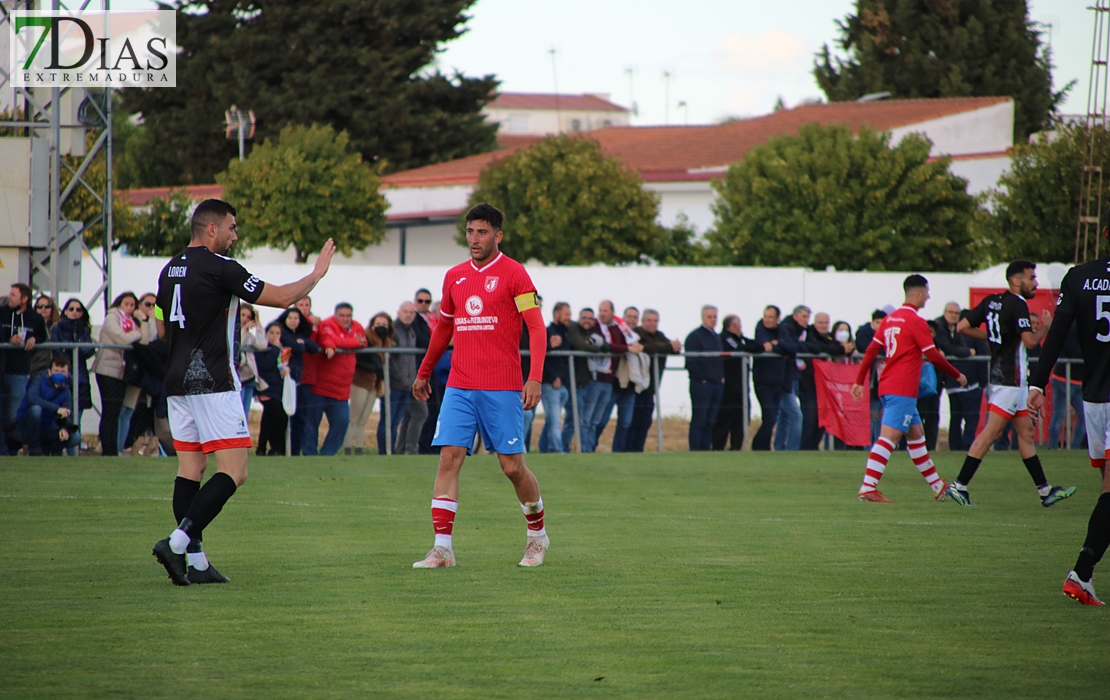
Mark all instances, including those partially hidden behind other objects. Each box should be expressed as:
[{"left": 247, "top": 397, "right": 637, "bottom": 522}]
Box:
[
  {"left": 879, "top": 394, "right": 922, "bottom": 432},
  {"left": 432, "top": 387, "right": 525, "bottom": 455}
]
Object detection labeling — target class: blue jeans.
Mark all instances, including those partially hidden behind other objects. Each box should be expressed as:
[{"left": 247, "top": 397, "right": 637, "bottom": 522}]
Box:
[
  {"left": 539, "top": 382, "right": 569, "bottom": 453},
  {"left": 240, "top": 380, "right": 256, "bottom": 421},
  {"left": 627, "top": 391, "right": 656, "bottom": 453},
  {"left": 523, "top": 407, "right": 535, "bottom": 452},
  {"left": 376, "top": 390, "right": 409, "bottom": 455},
  {"left": 0, "top": 373, "right": 29, "bottom": 455},
  {"left": 601, "top": 388, "right": 636, "bottom": 453},
  {"left": 774, "top": 381, "right": 802, "bottom": 451},
  {"left": 1049, "top": 378, "right": 1086, "bottom": 449},
  {"left": 303, "top": 394, "right": 350, "bottom": 456},
  {"left": 575, "top": 381, "right": 612, "bottom": 453},
  {"left": 689, "top": 380, "right": 723, "bottom": 451},
  {"left": 14, "top": 405, "right": 80, "bottom": 455},
  {"left": 118, "top": 405, "right": 134, "bottom": 451},
  {"left": 295, "top": 384, "right": 323, "bottom": 456}
]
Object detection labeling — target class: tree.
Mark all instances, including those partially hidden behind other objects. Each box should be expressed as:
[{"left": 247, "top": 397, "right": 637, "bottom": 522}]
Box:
[
  {"left": 814, "top": 0, "right": 1070, "bottom": 141},
  {"left": 121, "top": 0, "right": 498, "bottom": 187},
  {"left": 217, "top": 124, "right": 388, "bottom": 263},
  {"left": 460, "top": 135, "right": 663, "bottom": 265},
  {"left": 707, "top": 122, "right": 983, "bottom": 271},
  {"left": 980, "top": 124, "right": 1110, "bottom": 264},
  {"left": 117, "top": 190, "right": 194, "bottom": 256}
]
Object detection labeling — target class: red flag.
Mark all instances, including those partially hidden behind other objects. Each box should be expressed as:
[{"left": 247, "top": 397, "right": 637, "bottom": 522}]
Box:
[{"left": 814, "top": 359, "right": 871, "bottom": 447}]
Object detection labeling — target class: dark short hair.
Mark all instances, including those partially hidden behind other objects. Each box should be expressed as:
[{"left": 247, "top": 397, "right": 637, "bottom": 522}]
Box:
[
  {"left": 335, "top": 302, "right": 353, "bottom": 313},
  {"left": 764, "top": 305, "right": 781, "bottom": 318},
  {"left": 1005, "top": 260, "right": 1035, "bottom": 281},
  {"left": 465, "top": 203, "right": 504, "bottom": 231},
  {"left": 552, "top": 302, "right": 569, "bottom": 314},
  {"left": 872, "top": 309, "right": 887, "bottom": 321},
  {"left": 10, "top": 283, "right": 31, "bottom": 302},
  {"left": 191, "top": 199, "right": 237, "bottom": 239},
  {"left": 50, "top": 352, "right": 71, "bottom": 369},
  {"left": 579, "top": 307, "right": 595, "bottom": 316},
  {"left": 415, "top": 288, "right": 432, "bottom": 300},
  {"left": 624, "top": 306, "right": 639, "bottom": 315},
  {"left": 903, "top": 274, "right": 928, "bottom": 292}
]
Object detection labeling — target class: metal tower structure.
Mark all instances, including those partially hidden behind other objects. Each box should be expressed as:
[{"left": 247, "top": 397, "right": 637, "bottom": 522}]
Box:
[
  {"left": 0, "top": 0, "right": 114, "bottom": 310},
  {"left": 1076, "top": 0, "right": 1110, "bottom": 263}
]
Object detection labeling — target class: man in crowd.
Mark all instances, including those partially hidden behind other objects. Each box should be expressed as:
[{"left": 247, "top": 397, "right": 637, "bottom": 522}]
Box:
[
  {"left": 630, "top": 309, "right": 682, "bottom": 452},
  {"left": 713, "top": 314, "right": 765, "bottom": 451},
  {"left": 685, "top": 305, "right": 725, "bottom": 451},
  {"left": 305, "top": 303, "right": 367, "bottom": 456},
  {"left": 539, "top": 301, "right": 571, "bottom": 454},
  {"left": 293, "top": 296, "right": 322, "bottom": 456},
  {"left": 401, "top": 290, "right": 433, "bottom": 454},
  {"left": 934, "top": 302, "right": 979, "bottom": 450},
  {"left": 600, "top": 305, "right": 647, "bottom": 452},
  {"left": 0, "top": 283, "right": 47, "bottom": 455},
  {"left": 588, "top": 300, "right": 636, "bottom": 451},
  {"left": 752, "top": 305, "right": 794, "bottom": 451},
  {"left": 775, "top": 305, "right": 811, "bottom": 452},
  {"left": 566, "top": 307, "right": 612, "bottom": 452},
  {"left": 392, "top": 301, "right": 421, "bottom": 454},
  {"left": 799, "top": 312, "right": 849, "bottom": 450}
]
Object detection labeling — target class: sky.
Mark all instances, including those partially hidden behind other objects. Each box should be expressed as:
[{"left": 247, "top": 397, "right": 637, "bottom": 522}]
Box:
[{"left": 115, "top": 0, "right": 1090, "bottom": 128}]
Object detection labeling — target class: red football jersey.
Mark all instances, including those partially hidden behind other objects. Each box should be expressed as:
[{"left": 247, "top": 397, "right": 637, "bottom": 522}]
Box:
[
  {"left": 870, "top": 304, "right": 936, "bottom": 398},
  {"left": 439, "top": 252, "right": 539, "bottom": 391}
]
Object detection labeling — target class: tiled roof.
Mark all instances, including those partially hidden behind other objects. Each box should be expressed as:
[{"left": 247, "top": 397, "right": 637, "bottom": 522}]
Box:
[
  {"left": 488, "top": 93, "right": 629, "bottom": 112},
  {"left": 124, "top": 184, "right": 223, "bottom": 207},
  {"left": 384, "top": 96, "right": 1012, "bottom": 187}
]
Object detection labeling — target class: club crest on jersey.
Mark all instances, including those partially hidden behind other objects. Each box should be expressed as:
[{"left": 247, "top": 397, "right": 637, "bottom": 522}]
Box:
[
  {"left": 465, "top": 295, "right": 484, "bottom": 316},
  {"left": 484, "top": 277, "right": 499, "bottom": 293}
]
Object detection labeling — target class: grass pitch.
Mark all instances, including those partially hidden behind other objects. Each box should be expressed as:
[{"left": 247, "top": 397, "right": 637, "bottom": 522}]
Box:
[{"left": 2, "top": 450, "right": 1109, "bottom": 699}]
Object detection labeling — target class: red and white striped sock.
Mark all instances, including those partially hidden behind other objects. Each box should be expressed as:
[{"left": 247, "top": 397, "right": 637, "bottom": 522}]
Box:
[
  {"left": 861, "top": 437, "right": 895, "bottom": 493},
  {"left": 431, "top": 497, "right": 458, "bottom": 550},
  {"left": 907, "top": 437, "right": 943, "bottom": 492},
  {"left": 521, "top": 499, "right": 545, "bottom": 538}
]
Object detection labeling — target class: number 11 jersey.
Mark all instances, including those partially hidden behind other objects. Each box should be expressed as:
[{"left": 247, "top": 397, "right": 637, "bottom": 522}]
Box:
[
  {"left": 965, "top": 291, "right": 1031, "bottom": 388},
  {"left": 155, "top": 246, "right": 265, "bottom": 397}
]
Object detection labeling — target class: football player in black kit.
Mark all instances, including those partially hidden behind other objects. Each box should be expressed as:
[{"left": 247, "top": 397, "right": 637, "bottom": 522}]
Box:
[
  {"left": 150, "top": 199, "right": 336, "bottom": 585},
  {"left": 1028, "top": 225, "right": 1110, "bottom": 605},
  {"left": 945, "top": 261, "right": 1077, "bottom": 508}
]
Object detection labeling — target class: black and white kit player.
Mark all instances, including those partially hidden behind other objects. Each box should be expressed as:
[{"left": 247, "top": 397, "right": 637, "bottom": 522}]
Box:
[
  {"left": 947, "top": 260, "right": 1076, "bottom": 507},
  {"left": 151, "top": 199, "right": 336, "bottom": 586},
  {"left": 1028, "top": 244, "right": 1110, "bottom": 605}
]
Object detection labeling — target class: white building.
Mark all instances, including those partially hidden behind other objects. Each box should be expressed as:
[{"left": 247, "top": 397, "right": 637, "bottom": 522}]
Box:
[
  {"left": 123, "top": 96, "right": 1015, "bottom": 267},
  {"left": 482, "top": 92, "right": 631, "bottom": 135}
]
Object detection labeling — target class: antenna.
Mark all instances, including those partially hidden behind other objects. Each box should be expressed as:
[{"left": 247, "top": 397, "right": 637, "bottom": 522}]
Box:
[
  {"left": 549, "top": 48, "right": 562, "bottom": 131},
  {"left": 677, "top": 100, "right": 688, "bottom": 125},
  {"left": 624, "top": 66, "right": 637, "bottom": 117},
  {"left": 663, "top": 71, "right": 672, "bottom": 125}
]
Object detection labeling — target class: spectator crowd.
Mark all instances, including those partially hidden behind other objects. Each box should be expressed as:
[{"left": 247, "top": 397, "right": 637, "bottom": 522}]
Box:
[{"left": 0, "top": 281, "right": 1085, "bottom": 457}]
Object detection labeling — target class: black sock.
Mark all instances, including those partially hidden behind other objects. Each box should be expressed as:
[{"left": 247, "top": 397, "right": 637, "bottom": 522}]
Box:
[
  {"left": 173, "top": 476, "right": 202, "bottom": 542},
  {"left": 956, "top": 456, "right": 982, "bottom": 486},
  {"left": 180, "top": 473, "right": 237, "bottom": 536},
  {"left": 1075, "top": 493, "right": 1110, "bottom": 582},
  {"left": 1022, "top": 455, "right": 1048, "bottom": 489}
]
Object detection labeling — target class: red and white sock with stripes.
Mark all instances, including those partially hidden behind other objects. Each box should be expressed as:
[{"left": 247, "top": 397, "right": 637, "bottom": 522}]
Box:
[
  {"left": 521, "top": 499, "right": 545, "bottom": 538},
  {"left": 907, "top": 437, "right": 944, "bottom": 494},
  {"left": 431, "top": 497, "right": 458, "bottom": 550},
  {"left": 861, "top": 437, "right": 895, "bottom": 494}
]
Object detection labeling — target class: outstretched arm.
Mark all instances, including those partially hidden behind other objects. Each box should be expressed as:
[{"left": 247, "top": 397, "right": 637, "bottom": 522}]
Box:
[{"left": 254, "top": 239, "right": 336, "bottom": 309}]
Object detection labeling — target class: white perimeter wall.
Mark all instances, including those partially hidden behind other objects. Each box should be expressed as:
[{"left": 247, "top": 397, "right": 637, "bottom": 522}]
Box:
[{"left": 85, "top": 255, "right": 1071, "bottom": 426}]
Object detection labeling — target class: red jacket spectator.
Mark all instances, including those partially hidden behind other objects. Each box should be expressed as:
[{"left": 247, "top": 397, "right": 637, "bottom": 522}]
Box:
[{"left": 311, "top": 315, "right": 367, "bottom": 400}]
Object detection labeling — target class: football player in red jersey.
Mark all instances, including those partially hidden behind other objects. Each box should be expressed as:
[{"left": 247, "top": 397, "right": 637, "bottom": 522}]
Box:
[
  {"left": 851, "top": 275, "right": 966, "bottom": 502},
  {"left": 410, "top": 204, "right": 550, "bottom": 568}
]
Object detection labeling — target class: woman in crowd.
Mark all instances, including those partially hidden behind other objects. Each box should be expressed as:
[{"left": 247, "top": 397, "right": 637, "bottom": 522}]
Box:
[
  {"left": 50, "top": 298, "right": 95, "bottom": 455},
  {"left": 378, "top": 309, "right": 412, "bottom": 455},
  {"left": 345, "top": 312, "right": 389, "bottom": 456},
  {"left": 92, "top": 292, "right": 144, "bottom": 456},
  {"left": 254, "top": 322, "right": 289, "bottom": 456},
  {"left": 275, "top": 307, "right": 318, "bottom": 456},
  {"left": 237, "top": 303, "right": 268, "bottom": 420},
  {"left": 29, "top": 295, "right": 60, "bottom": 376},
  {"left": 118, "top": 293, "right": 157, "bottom": 455}
]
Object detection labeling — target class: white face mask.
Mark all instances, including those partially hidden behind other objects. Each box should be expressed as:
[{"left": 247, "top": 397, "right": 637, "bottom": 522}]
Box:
[{"left": 835, "top": 330, "right": 850, "bottom": 342}]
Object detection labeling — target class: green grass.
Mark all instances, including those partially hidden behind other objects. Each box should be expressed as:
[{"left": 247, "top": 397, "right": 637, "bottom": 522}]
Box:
[{"left": 2, "top": 451, "right": 1109, "bottom": 699}]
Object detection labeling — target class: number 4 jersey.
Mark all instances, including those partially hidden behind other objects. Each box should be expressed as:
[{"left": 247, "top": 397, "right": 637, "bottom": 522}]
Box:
[
  {"left": 155, "top": 246, "right": 265, "bottom": 396},
  {"left": 965, "top": 292, "right": 1032, "bottom": 388}
]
